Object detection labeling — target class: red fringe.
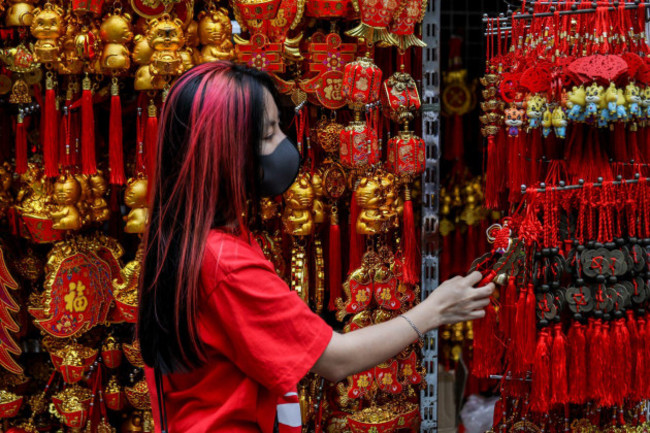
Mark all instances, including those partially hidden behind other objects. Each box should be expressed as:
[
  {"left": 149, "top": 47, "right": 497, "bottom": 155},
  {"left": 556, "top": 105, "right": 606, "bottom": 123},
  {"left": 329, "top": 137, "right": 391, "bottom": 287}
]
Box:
[
  {"left": 499, "top": 276, "right": 517, "bottom": 343},
  {"left": 522, "top": 284, "right": 536, "bottom": 367},
  {"left": 81, "top": 87, "right": 97, "bottom": 174},
  {"left": 471, "top": 301, "right": 502, "bottom": 378},
  {"left": 348, "top": 191, "right": 363, "bottom": 272},
  {"left": 597, "top": 321, "right": 614, "bottom": 407},
  {"left": 401, "top": 196, "right": 419, "bottom": 285},
  {"left": 43, "top": 86, "right": 59, "bottom": 177},
  {"left": 144, "top": 104, "right": 158, "bottom": 180},
  {"left": 610, "top": 318, "right": 630, "bottom": 406},
  {"left": 509, "top": 287, "right": 526, "bottom": 374},
  {"left": 567, "top": 321, "right": 587, "bottom": 404},
  {"left": 484, "top": 134, "right": 500, "bottom": 208},
  {"left": 109, "top": 92, "right": 126, "bottom": 185},
  {"left": 439, "top": 232, "right": 452, "bottom": 281},
  {"left": 327, "top": 219, "right": 341, "bottom": 311},
  {"left": 626, "top": 311, "right": 640, "bottom": 399},
  {"left": 586, "top": 319, "right": 600, "bottom": 401},
  {"left": 551, "top": 323, "right": 568, "bottom": 406},
  {"left": 14, "top": 115, "right": 27, "bottom": 174},
  {"left": 636, "top": 317, "right": 650, "bottom": 399},
  {"left": 530, "top": 327, "right": 552, "bottom": 413}
]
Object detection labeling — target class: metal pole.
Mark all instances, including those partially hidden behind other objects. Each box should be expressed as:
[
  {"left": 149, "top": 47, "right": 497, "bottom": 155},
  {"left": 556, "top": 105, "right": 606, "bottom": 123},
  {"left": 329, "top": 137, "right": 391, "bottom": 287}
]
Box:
[{"left": 420, "top": 0, "right": 441, "bottom": 431}]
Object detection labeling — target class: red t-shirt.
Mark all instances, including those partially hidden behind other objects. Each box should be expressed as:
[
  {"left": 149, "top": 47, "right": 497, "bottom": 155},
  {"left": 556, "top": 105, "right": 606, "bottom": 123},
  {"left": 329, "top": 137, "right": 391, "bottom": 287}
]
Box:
[{"left": 144, "top": 230, "right": 333, "bottom": 433}]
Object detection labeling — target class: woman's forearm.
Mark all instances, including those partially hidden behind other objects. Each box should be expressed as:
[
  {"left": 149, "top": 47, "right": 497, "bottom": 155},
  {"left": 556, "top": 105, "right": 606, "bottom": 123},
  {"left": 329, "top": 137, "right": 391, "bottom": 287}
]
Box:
[
  {"left": 311, "top": 272, "right": 493, "bottom": 383},
  {"left": 311, "top": 301, "right": 439, "bottom": 382}
]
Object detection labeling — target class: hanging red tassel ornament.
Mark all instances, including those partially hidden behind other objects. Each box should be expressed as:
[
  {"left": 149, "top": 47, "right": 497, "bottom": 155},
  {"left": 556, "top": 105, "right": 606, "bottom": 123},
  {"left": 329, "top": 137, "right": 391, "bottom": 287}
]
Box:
[
  {"left": 610, "top": 317, "right": 631, "bottom": 405},
  {"left": 471, "top": 300, "right": 502, "bottom": 378},
  {"left": 328, "top": 207, "right": 342, "bottom": 311},
  {"left": 401, "top": 185, "right": 418, "bottom": 285},
  {"left": 108, "top": 78, "right": 125, "bottom": 185},
  {"left": 43, "top": 73, "right": 59, "bottom": 178},
  {"left": 597, "top": 320, "right": 614, "bottom": 407},
  {"left": 638, "top": 316, "right": 649, "bottom": 399},
  {"left": 626, "top": 310, "right": 639, "bottom": 399},
  {"left": 551, "top": 322, "right": 568, "bottom": 406},
  {"left": 14, "top": 111, "right": 27, "bottom": 175},
  {"left": 521, "top": 284, "right": 536, "bottom": 368},
  {"left": 567, "top": 321, "right": 587, "bottom": 404},
  {"left": 530, "top": 327, "right": 552, "bottom": 413},
  {"left": 80, "top": 74, "right": 97, "bottom": 175},
  {"left": 144, "top": 100, "right": 159, "bottom": 181},
  {"left": 348, "top": 190, "right": 363, "bottom": 272}
]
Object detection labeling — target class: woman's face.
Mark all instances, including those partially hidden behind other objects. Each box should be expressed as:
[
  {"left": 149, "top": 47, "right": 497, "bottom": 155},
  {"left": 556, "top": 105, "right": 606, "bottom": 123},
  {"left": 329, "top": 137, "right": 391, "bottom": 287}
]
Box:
[{"left": 260, "top": 89, "right": 287, "bottom": 156}]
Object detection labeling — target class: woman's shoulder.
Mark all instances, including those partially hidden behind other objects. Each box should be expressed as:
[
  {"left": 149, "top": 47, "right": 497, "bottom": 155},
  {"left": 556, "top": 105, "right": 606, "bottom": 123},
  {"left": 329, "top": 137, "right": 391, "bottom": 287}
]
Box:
[{"left": 203, "top": 229, "right": 272, "bottom": 277}]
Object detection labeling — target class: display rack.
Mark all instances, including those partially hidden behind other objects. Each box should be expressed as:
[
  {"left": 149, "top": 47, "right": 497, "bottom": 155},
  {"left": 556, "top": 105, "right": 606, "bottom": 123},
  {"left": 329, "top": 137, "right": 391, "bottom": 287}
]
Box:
[{"left": 420, "top": 0, "right": 442, "bottom": 431}]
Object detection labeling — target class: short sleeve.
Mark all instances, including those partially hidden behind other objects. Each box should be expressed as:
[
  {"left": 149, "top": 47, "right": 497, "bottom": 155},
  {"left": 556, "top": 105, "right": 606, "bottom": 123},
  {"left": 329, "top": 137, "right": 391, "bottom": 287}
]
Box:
[{"left": 199, "top": 251, "right": 333, "bottom": 395}]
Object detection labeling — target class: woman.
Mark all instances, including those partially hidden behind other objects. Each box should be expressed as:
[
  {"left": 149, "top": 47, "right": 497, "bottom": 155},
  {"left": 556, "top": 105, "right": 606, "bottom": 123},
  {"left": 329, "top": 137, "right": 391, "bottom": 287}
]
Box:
[{"left": 138, "top": 61, "right": 493, "bottom": 433}]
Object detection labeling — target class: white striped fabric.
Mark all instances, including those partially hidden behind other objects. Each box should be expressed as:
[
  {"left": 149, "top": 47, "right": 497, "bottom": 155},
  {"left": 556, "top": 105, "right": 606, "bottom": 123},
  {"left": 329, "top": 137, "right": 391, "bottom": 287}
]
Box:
[{"left": 276, "top": 391, "right": 302, "bottom": 433}]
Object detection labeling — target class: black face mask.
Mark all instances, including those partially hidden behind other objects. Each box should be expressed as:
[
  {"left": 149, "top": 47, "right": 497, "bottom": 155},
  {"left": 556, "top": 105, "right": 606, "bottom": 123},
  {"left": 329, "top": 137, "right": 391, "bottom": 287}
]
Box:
[{"left": 259, "top": 137, "right": 301, "bottom": 197}]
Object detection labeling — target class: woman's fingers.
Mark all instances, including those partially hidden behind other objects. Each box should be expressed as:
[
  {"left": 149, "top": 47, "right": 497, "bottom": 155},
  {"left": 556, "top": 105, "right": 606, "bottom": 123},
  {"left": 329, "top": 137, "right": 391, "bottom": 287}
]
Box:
[
  {"left": 464, "top": 271, "right": 483, "bottom": 286},
  {"left": 470, "top": 283, "right": 495, "bottom": 300}
]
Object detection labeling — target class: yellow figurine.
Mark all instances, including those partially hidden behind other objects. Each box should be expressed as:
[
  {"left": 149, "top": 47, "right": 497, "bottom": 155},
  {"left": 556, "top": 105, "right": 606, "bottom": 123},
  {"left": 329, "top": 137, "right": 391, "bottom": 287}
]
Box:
[
  {"left": 282, "top": 174, "right": 315, "bottom": 236},
  {"left": 124, "top": 178, "right": 149, "bottom": 234},
  {"left": 355, "top": 175, "right": 383, "bottom": 235},
  {"left": 311, "top": 170, "right": 326, "bottom": 225},
  {"left": 146, "top": 14, "right": 185, "bottom": 76},
  {"left": 626, "top": 83, "right": 642, "bottom": 118},
  {"left": 260, "top": 197, "right": 281, "bottom": 221},
  {"left": 29, "top": 2, "right": 64, "bottom": 64},
  {"left": 49, "top": 174, "right": 82, "bottom": 230},
  {"left": 0, "top": 163, "right": 13, "bottom": 219},
  {"left": 552, "top": 107, "right": 567, "bottom": 139},
  {"left": 132, "top": 35, "right": 165, "bottom": 91},
  {"left": 99, "top": 11, "right": 134, "bottom": 75},
  {"left": 197, "top": 7, "right": 235, "bottom": 63},
  {"left": 88, "top": 173, "right": 110, "bottom": 224},
  {"left": 15, "top": 163, "right": 51, "bottom": 218},
  {"left": 379, "top": 173, "right": 398, "bottom": 230},
  {"left": 57, "top": 18, "right": 84, "bottom": 75},
  {"left": 5, "top": 0, "right": 34, "bottom": 27}
]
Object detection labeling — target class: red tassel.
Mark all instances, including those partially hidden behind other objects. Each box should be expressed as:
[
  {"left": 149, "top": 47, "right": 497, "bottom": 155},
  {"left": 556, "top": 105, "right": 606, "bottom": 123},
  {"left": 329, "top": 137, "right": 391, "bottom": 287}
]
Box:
[
  {"left": 402, "top": 186, "right": 418, "bottom": 285},
  {"left": 551, "top": 323, "right": 568, "bottom": 406},
  {"left": 43, "top": 77, "right": 59, "bottom": 177},
  {"left": 109, "top": 79, "right": 125, "bottom": 185},
  {"left": 522, "top": 284, "right": 536, "bottom": 367},
  {"left": 144, "top": 100, "right": 159, "bottom": 180},
  {"left": 81, "top": 76, "right": 96, "bottom": 175},
  {"left": 499, "top": 276, "right": 517, "bottom": 341},
  {"left": 597, "top": 321, "right": 614, "bottom": 407},
  {"left": 439, "top": 230, "right": 452, "bottom": 281},
  {"left": 14, "top": 113, "right": 27, "bottom": 174},
  {"left": 328, "top": 211, "right": 342, "bottom": 311},
  {"left": 626, "top": 311, "right": 639, "bottom": 399},
  {"left": 348, "top": 190, "right": 363, "bottom": 272},
  {"left": 567, "top": 321, "right": 587, "bottom": 404},
  {"left": 485, "top": 133, "right": 503, "bottom": 209},
  {"left": 471, "top": 300, "right": 502, "bottom": 378},
  {"left": 638, "top": 317, "right": 649, "bottom": 399},
  {"left": 530, "top": 327, "right": 552, "bottom": 413},
  {"left": 610, "top": 318, "right": 630, "bottom": 405}
]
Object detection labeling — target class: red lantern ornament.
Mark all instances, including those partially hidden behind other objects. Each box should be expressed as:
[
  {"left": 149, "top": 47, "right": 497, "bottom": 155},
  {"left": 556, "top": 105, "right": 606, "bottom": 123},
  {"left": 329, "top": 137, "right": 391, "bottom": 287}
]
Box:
[
  {"left": 386, "top": 131, "right": 425, "bottom": 178},
  {"left": 0, "top": 393, "right": 22, "bottom": 420},
  {"left": 382, "top": 68, "right": 421, "bottom": 124},
  {"left": 339, "top": 119, "right": 380, "bottom": 169},
  {"left": 342, "top": 56, "right": 383, "bottom": 111},
  {"left": 346, "top": 0, "right": 399, "bottom": 46},
  {"left": 71, "top": 0, "right": 105, "bottom": 15}
]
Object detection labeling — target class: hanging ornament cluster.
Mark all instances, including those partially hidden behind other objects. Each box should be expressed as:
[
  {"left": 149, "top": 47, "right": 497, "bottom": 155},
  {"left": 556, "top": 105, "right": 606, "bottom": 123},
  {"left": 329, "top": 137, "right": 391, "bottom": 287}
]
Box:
[
  {"left": 476, "top": 1, "right": 650, "bottom": 430},
  {"left": 0, "top": 0, "right": 428, "bottom": 431}
]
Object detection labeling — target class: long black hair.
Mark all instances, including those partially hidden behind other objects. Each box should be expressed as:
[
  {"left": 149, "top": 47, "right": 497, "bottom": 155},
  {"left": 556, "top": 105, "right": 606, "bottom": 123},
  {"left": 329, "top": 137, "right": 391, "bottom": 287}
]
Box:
[{"left": 138, "top": 61, "right": 278, "bottom": 374}]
